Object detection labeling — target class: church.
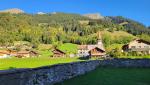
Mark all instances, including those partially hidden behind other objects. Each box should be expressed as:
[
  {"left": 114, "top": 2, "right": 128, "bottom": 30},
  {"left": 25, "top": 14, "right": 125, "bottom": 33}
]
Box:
[{"left": 77, "top": 32, "right": 106, "bottom": 57}]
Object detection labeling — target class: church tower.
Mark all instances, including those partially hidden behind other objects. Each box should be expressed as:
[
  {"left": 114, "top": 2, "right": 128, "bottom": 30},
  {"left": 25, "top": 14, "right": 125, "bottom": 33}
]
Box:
[
  {"left": 97, "top": 31, "right": 102, "bottom": 45},
  {"left": 97, "top": 31, "right": 105, "bottom": 50}
]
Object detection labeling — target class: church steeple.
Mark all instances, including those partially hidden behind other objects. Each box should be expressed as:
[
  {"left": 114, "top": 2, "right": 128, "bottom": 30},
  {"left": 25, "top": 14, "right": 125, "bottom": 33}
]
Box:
[
  {"left": 97, "top": 31, "right": 105, "bottom": 50},
  {"left": 98, "top": 31, "right": 102, "bottom": 40},
  {"left": 97, "top": 31, "right": 102, "bottom": 45}
]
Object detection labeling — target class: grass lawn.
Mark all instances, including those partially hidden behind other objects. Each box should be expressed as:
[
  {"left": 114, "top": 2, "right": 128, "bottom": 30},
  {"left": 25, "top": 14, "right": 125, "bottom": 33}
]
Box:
[
  {"left": 56, "top": 68, "right": 150, "bottom": 85},
  {"left": 119, "top": 56, "right": 150, "bottom": 59},
  {"left": 0, "top": 57, "right": 82, "bottom": 70},
  {"left": 57, "top": 43, "right": 77, "bottom": 54}
]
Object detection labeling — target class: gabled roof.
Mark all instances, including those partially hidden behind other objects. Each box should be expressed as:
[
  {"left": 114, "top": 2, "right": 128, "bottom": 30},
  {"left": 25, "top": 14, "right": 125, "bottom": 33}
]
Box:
[
  {"left": 78, "top": 45, "right": 87, "bottom": 50},
  {"left": 78, "top": 44, "right": 105, "bottom": 52},
  {"left": 0, "top": 50, "right": 10, "bottom": 54},
  {"left": 122, "top": 39, "right": 150, "bottom": 50},
  {"left": 131, "top": 38, "right": 150, "bottom": 45},
  {"left": 17, "top": 51, "right": 30, "bottom": 54},
  {"left": 89, "top": 47, "right": 105, "bottom": 52},
  {"left": 52, "top": 48, "right": 66, "bottom": 54}
]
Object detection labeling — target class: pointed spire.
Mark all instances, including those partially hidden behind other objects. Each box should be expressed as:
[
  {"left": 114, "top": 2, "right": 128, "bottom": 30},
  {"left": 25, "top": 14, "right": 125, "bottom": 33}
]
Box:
[{"left": 98, "top": 31, "right": 102, "bottom": 40}]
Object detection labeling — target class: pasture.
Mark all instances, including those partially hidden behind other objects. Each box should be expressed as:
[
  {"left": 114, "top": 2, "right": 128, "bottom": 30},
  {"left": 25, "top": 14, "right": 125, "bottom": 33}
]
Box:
[
  {"left": 0, "top": 57, "right": 81, "bottom": 70},
  {"left": 56, "top": 68, "right": 150, "bottom": 85}
]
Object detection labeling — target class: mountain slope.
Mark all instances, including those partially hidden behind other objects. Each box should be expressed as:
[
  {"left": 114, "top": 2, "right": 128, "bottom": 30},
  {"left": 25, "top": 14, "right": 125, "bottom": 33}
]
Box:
[
  {"left": 108, "top": 16, "right": 150, "bottom": 35},
  {"left": 83, "top": 13, "right": 104, "bottom": 19}
]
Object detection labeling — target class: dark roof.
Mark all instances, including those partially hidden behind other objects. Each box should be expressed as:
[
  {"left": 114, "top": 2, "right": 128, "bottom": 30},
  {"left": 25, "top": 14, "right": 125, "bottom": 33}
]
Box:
[
  {"left": 89, "top": 47, "right": 105, "bottom": 52},
  {"left": 133, "top": 39, "right": 150, "bottom": 45},
  {"left": 78, "top": 44, "right": 105, "bottom": 51},
  {"left": 122, "top": 44, "right": 129, "bottom": 50},
  {"left": 52, "top": 49, "right": 66, "bottom": 54}
]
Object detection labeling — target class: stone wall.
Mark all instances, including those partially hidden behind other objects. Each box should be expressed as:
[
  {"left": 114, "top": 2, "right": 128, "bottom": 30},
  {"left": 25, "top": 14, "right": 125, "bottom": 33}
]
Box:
[
  {"left": 0, "top": 60, "right": 100, "bottom": 85},
  {"left": 0, "top": 59, "right": 150, "bottom": 85}
]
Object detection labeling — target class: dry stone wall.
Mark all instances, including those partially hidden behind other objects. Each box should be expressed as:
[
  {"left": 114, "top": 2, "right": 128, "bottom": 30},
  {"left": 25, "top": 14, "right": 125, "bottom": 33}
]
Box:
[
  {"left": 0, "top": 60, "right": 100, "bottom": 85},
  {"left": 0, "top": 59, "right": 150, "bottom": 85}
]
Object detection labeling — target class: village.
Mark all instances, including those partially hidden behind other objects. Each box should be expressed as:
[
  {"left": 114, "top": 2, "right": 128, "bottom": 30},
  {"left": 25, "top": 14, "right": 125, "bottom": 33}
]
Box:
[
  {"left": 0, "top": 32, "right": 150, "bottom": 59},
  {"left": 0, "top": 1, "right": 150, "bottom": 85}
]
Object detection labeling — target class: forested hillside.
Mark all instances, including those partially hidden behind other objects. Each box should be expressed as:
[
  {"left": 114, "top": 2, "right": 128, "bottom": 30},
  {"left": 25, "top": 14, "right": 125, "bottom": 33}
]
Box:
[
  {"left": 109, "top": 16, "right": 150, "bottom": 35},
  {"left": 0, "top": 12, "right": 149, "bottom": 48}
]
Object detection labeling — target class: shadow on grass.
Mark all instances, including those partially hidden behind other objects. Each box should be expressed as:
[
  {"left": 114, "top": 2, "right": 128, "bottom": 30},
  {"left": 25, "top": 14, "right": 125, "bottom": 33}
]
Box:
[
  {"left": 78, "top": 56, "right": 90, "bottom": 60},
  {"left": 8, "top": 67, "right": 16, "bottom": 70}
]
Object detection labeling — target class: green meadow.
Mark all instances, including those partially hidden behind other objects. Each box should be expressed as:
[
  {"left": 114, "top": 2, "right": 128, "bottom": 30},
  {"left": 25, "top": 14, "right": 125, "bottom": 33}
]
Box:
[
  {"left": 0, "top": 43, "right": 150, "bottom": 70},
  {"left": 0, "top": 57, "right": 82, "bottom": 70},
  {"left": 56, "top": 68, "right": 150, "bottom": 85}
]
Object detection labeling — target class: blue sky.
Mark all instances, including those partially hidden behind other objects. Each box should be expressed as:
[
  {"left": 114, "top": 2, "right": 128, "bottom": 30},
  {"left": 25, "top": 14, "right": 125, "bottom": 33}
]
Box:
[{"left": 0, "top": 0, "right": 149, "bottom": 26}]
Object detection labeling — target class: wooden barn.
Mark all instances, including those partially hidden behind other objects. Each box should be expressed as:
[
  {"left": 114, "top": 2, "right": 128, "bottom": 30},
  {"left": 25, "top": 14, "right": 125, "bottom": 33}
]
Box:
[{"left": 52, "top": 49, "right": 66, "bottom": 57}]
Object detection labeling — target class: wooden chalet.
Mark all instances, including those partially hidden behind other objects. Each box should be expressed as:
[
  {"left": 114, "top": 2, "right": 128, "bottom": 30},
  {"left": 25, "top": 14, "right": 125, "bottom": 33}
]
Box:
[
  {"left": 16, "top": 50, "right": 39, "bottom": 58},
  {"left": 52, "top": 49, "right": 66, "bottom": 57},
  {"left": 122, "top": 39, "right": 150, "bottom": 54},
  {"left": 0, "top": 50, "right": 10, "bottom": 58},
  {"left": 89, "top": 47, "right": 106, "bottom": 57}
]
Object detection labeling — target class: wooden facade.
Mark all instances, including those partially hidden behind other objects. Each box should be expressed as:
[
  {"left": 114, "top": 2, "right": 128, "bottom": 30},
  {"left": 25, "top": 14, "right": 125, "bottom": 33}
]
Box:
[
  {"left": 16, "top": 51, "right": 39, "bottom": 58},
  {"left": 77, "top": 34, "right": 106, "bottom": 57},
  {"left": 122, "top": 39, "right": 150, "bottom": 54},
  {"left": 89, "top": 47, "right": 105, "bottom": 57}
]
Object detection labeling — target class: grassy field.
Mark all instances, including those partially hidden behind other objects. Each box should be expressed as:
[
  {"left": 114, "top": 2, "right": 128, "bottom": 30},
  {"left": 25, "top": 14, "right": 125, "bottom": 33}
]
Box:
[
  {"left": 0, "top": 43, "right": 79, "bottom": 70},
  {"left": 57, "top": 43, "right": 78, "bottom": 54},
  {"left": 56, "top": 68, "right": 150, "bottom": 85},
  {"left": 119, "top": 56, "right": 150, "bottom": 59},
  {"left": 0, "top": 57, "right": 82, "bottom": 70}
]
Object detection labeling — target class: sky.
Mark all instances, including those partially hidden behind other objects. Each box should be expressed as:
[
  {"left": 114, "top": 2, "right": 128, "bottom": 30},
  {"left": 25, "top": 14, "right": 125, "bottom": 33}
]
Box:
[{"left": 0, "top": 0, "right": 149, "bottom": 26}]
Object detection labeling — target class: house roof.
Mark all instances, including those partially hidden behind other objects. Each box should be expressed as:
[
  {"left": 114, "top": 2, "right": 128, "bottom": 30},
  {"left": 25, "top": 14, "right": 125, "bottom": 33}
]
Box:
[
  {"left": 78, "top": 44, "right": 105, "bottom": 52},
  {"left": 17, "top": 51, "right": 30, "bottom": 54},
  {"left": 122, "top": 39, "right": 150, "bottom": 50},
  {"left": 131, "top": 39, "right": 150, "bottom": 45},
  {"left": 52, "top": 49, "right": 66, "bottom": 54},
  {"left": 78, "top": 45, "right": 88, "bottom": 50},
  {"left": 0, "top": 50, "right": 10, "bottom": 54},
  {"left": 90, "top": 47, "right": 105, "bottom": 52}
]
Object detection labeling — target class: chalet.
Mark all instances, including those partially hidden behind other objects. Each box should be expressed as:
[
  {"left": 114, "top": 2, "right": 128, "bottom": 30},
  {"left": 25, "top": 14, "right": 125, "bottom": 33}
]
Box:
[
  {"left": 16, "top": 50, "right": 39, "bottom": 58},
  {"left": 89, "top": 47, "right": 106, "bottom": 57},
  {"left": 0, "top": 50, "right": 10, "bottom": 58},
  {"left": 52, "top": 49, "right": 66, "bottom": 57},
  {"left": 0, "top": 49, "right": 39, "bottom": 58},
  {"left": 122, "top": 39, "right": 150, "bottom": 54},
  {"left": 16, "top": 51, "right": 30, "bottom": 58},
  {"left": 77, "top": 32, "right": 106, "bottom": 57}
]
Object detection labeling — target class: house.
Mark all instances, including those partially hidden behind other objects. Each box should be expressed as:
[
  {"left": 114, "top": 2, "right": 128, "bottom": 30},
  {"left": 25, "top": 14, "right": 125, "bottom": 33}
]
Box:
[
  {"left": 52, "top": 49, "right": 66, "bottom": 57},
  {"left": 16, "top": 51, "right": 30, "bottom": 58},
  {"left": 29, "top": 51, "right": 39, "bottom": 57},
  {"left": 0, "top": 50, "right": 10, "bottom": 58},
  {"left": 77, "top": 43, "right": 106, "bottom": 57},
  {"left": 77, "top": 32, "right": 106, "bottom": 57},
  {"left": 0, "top": 49, "right": 39, "bottom": 58},
  {"left": 16, "top": 50, "right": 39, "bottom": 58},
  {"left": 89, "top": 47, "right": 106, "bottom": 57},
  {"left": 122, "top": 39, "right": 150, "bottom": 54}
]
